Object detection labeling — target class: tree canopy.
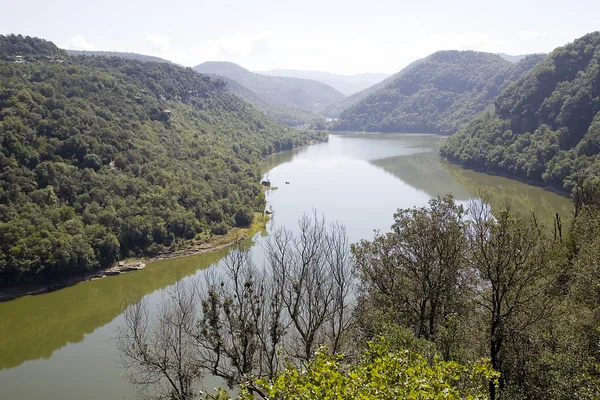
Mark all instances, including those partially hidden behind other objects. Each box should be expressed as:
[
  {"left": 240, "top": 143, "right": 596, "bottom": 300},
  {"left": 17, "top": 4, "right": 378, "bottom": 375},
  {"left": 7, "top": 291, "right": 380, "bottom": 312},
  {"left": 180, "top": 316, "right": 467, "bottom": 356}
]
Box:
[
  {"left": 0, "top": 34, "right": 324, "bottom": 286},
  {"left": 440, "top": 31, "right": 600, "bottom": 193},
  {"left": 332, "top": 51, "right": 545, "bottom": 133}
]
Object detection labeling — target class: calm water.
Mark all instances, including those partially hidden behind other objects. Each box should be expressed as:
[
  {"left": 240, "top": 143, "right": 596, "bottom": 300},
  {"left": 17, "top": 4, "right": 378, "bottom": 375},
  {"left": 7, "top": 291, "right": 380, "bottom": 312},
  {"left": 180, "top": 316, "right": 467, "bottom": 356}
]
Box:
[{"left": 0, "top": 133, "right": 572, "bottom": 400}]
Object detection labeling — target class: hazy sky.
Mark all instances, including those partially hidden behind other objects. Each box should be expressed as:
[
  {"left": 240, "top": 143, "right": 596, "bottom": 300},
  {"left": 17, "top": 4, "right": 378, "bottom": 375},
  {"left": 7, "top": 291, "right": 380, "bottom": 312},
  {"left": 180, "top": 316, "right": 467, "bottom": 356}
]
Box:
[{"left": 2, "top": 0, "right": 599, "bottom": 75}]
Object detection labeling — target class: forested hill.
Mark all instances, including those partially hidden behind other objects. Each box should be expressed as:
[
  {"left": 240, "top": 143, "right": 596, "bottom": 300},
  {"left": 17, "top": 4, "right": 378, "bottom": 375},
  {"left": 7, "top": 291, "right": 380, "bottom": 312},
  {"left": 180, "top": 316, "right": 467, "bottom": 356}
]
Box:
[
  {"left": 66, "top": 50, "right": 173, "bottom": 64},
  {"left": 0, "top": 34, "right": 323, "bottom": 286},
  {"left": 332, "top": 51, "right": 546, "bottom": 133},
  {"left": 204, "top": 73, "right": 326, "bottom": 127},
  {"left": 255, "top": 69, "right": 391, "bottom": 96},
  {"left": 320, "top": 57, "right": 426, "bottom": 117},
  {"left": 194, "top": 61, "right": 346, "bottom": 113},
  {"left": 441, "top": 32, "right": 600, "bottom": 193}
]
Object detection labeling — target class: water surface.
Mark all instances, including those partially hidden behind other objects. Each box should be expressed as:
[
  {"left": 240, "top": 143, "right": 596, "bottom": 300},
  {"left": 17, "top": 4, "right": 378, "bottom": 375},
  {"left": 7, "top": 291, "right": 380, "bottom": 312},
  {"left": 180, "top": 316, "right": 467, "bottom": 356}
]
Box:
[{"left": 0, "top": 133, "right": 572, "bottom": 399}]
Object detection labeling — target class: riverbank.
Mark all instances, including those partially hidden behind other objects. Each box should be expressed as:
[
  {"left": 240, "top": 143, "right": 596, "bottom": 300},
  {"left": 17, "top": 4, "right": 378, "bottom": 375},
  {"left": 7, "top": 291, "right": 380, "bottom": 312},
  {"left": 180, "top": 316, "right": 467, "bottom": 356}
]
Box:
[{"left": 0, "top": 213, "right": 270, "bottom": 303}]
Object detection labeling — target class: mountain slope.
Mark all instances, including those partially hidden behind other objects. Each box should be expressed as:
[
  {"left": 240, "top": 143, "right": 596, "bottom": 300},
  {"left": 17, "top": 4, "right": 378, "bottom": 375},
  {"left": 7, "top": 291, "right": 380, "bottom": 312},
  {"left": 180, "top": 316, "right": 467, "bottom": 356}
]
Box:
[
  {"left": 0, "top": 34, "right": 321, "bottom": 286},
  {"left": 194, "top": 62, "right": 345, "bottom": 113},
  {"left": 440, "top": 32, "right": 600, "bottom": 193},
  {"left": 66, "top": 50, "right": 173, "bottom": 64},
  {"left": 205, "top": 73, "right": 325, "bottom": 127},
  {"left": 321, "top": 57, "right": 426, "bottom": 117},
  {"left": 255, "top": 69, "right": 391, "bottom": 96},
  {"left": 333, "top": 51, "right": 546, "bottom": 133}
]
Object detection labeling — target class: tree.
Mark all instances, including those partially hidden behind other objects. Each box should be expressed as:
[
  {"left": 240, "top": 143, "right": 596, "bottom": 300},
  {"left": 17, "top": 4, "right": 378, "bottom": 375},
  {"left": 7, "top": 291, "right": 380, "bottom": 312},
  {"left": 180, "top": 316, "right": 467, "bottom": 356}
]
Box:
[
  {"left": 206, "top": 339, "right": 497, "bottom": 400},
  {"left": 467, "top": 201, "right": 555, "bottom": 400},
  {"left": 117, "top": 213, "right": 354, "bottom": 399},
  {"left": 352, "top": 196, "right": 469, "bottom": 342},
  {"left": 116, "top": 281, "right": 202, "bottom": 400}
]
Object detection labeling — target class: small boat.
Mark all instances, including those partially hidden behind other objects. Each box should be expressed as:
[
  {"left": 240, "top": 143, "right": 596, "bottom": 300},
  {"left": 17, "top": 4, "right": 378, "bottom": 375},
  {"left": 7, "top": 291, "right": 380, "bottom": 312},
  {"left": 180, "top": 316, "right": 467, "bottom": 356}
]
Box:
[{"left": 285, "top": 181, "right": 290, "bottom": 184}]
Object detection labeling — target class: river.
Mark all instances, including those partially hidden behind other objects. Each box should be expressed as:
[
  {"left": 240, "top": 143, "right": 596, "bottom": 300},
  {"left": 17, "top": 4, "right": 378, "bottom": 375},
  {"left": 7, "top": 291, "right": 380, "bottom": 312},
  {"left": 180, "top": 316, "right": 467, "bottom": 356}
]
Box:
[{"left": 0, "top": 133, "right": 573, "bottom": 400}]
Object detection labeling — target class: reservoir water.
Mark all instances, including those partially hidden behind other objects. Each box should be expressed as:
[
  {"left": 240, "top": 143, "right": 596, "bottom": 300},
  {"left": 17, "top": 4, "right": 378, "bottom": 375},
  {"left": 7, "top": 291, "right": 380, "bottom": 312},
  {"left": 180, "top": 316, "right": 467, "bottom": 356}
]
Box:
[{"left": 0, "top": 133, "right": 573, "bottom": 399}]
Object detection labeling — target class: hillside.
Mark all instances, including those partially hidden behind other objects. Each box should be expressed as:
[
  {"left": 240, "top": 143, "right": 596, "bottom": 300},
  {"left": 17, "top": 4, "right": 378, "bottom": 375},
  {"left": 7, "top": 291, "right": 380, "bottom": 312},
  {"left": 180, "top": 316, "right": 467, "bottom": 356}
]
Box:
[
  {"left": 332, "top": 51, "right": 546, "bottom": 133},
  {"left": 0, "top": 34, "right": 322, "bottom": 286},
  {"left": 194, "top": 61, "right": 345, "bottom": 113},
  {"left": 206, "top": 73, "right": 325, "bottom": 127},
  {"left": 440, "top": 32, "right": 600, "bottom": 193},
  {"left": 255, "top": 69, "right": 391, "bottom": 95},
  {"left": 496, "top": 53, "right": 538, "bottom": 63},
  {"left": 66, "top": 50, "right": 173, "bottom": 64},
  {"left": 320, "top": 57, "right": 426, "bottom": 117}
]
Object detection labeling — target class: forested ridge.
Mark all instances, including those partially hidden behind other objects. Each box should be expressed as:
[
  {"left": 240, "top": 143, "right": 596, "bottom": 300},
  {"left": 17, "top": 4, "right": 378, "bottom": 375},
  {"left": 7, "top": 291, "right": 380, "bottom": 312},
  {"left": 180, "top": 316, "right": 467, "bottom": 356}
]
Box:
[
  {"left": 333, "top": 51, "right": 545, "bottom": 133},
  {"left": 65, "top": 50, "right": 173, "bottom": 64},
  {"left": 202, "top": 73, "right": 326, "bottom": 127},
  {"left": 441, "top": 32, "right": 600, "bottom": 193},
  {"left": 320, "top": 57, "right": 425, "bottom": 118},
  {"left": 0, "top": 34, "right": 324, "bottom": 286},
  {"left": 194, "top": 61, "right": 346, "bottom": 114}
]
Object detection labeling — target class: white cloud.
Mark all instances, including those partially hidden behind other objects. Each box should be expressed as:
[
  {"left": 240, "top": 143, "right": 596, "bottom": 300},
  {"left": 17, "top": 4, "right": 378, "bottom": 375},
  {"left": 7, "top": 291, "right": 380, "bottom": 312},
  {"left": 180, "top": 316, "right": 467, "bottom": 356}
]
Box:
[
  {"left": 147, "top": 34, "right": 171, "bottom": 53},
  {"left": 60, "top": 35, "right": 97, "bottom": 51},
  {"left": 518, "top": 31, "right": 548, "bottom": 38}
]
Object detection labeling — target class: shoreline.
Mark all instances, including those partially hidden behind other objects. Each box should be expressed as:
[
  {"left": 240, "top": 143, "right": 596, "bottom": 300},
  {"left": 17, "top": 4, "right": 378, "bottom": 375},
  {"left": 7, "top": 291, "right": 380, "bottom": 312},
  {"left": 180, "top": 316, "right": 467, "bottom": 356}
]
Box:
[{"left": 0, "top": 214, "right": 269, "bottom": 303}]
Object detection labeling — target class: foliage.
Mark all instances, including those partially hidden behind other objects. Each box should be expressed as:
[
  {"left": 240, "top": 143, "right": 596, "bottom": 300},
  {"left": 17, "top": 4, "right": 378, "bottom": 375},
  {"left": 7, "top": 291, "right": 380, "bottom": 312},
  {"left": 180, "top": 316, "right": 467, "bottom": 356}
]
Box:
[
  {"left": 118, "top": 213, "right": 354, "bottom": 398},
  {"left": 321, "top": 56, "right": 426, "bottom": 118},
  {"left": 0, "top": 34, "right": 322, "bottom": 286},
  {"left": 352, "top": 196, "right": 469, "bottom": 341},
  {"left": 209, "top": 339, "right": 497, "bottom": 400},
  {"left": 209, "top": 74, "right": 326, "bottom": 127},
  {"left": 333, "top": 51, "right": 545, "bottom": 133},
  {"left": 440, "top": 31, "right": 600, "bottom": 193},
  {"left": 65, "top": 50, "right": 173, "bottom": 64}
]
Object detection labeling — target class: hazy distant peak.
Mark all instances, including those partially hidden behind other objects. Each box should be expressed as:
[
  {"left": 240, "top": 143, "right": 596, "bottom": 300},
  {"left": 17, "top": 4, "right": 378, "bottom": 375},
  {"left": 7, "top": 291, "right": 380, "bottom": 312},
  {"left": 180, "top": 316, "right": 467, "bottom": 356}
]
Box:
[
  {"left": 194, "top": 61, "right": 249, "bottom": 73},
  {"left": 253, "top": 69, "right": 391, "bottom": 95}
]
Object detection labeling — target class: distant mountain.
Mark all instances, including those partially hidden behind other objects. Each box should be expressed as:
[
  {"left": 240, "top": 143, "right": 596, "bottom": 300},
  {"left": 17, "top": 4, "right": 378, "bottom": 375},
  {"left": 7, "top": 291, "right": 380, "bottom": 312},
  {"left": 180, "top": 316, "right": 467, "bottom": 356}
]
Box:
[
  {"left": 441, "top": 32, "right": 600, "bottom": 193},
  {"left": 496, "top": 53, "right": 544, "bottom": 63},
  {"left": 320, "top": 58, "right": 426, "bottom": 118},
  {"left": 66, "top": 50, "right": 173, "bottom": 64},
  {"left": 194, "top": 62, "right": 345, "bottom": 113},
  {"left": 255, "top": 69, "right": 391, "bottom": 96},
  {"left": 206, "top": 73, "right": 325, "bottom": 127},
  {"left": 333, "top": 51, "right": 546, "bottom": 134}
]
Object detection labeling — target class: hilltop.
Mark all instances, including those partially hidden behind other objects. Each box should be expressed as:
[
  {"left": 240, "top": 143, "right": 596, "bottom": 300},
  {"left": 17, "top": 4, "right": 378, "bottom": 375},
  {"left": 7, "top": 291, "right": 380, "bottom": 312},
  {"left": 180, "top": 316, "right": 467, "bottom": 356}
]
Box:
[
  {"left": 255, "top": 69, "right": 391, "bottom": 96},
  {"left": 66, "top": 50, "right": 173, "bottom": 64},
  {"left": 332, "top": 51, "right": 545, "bottom": 133},
  {"left": 441, "top": 32, "right": 600, "bottom": 193},
  {"left": 194, "top": 61, "right": 345, "bottom": 113}
]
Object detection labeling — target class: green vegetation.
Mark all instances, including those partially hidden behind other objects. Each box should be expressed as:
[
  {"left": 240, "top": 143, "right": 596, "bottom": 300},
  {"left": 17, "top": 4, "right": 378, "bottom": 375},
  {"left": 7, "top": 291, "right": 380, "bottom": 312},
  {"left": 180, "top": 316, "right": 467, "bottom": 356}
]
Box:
[
  {"left": 255, "top": 69, "right": 391, "bottom": 96},
  {"left": 210, "top": 340, "right": 496, "bottom": 400},
  {"left": 320, "top": 57, "right": 426, "bottom": 118},
  {"left": 207, "top": 73, "right": 326, "bottom": 127},
  {"left": 194, "top": 62, "right": 346, "bottom": 114},
  {"left": 333, "top": 51, "right": 545, "bottom": 133},
  {"left": 0, "top": 34, "right": 324, "bottom": 286},
  {"left": 440, "top": 32, "right": 600, "bottom": 193},
  {"left": 65, "top": 50, "right": 173, "bottom": 64},
  {"left": 118, "top": 193, "right": 600, "bottom": 400}
]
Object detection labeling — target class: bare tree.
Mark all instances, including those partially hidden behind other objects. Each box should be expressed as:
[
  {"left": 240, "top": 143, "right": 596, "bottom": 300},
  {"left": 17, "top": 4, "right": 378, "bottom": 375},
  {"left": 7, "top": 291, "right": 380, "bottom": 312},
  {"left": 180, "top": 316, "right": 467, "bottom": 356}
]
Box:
[
  {"left": 264, "top": 212, "right": 355, "bottom": 362},
  {"left": 117, "top": 280, "right": 203, "bottom": 400},
  {"left": 117, "top": 213, "right": 354, "bottom": 399},
  {"left": 193, "top": 249, "right": 283, "bottom": 397}
]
